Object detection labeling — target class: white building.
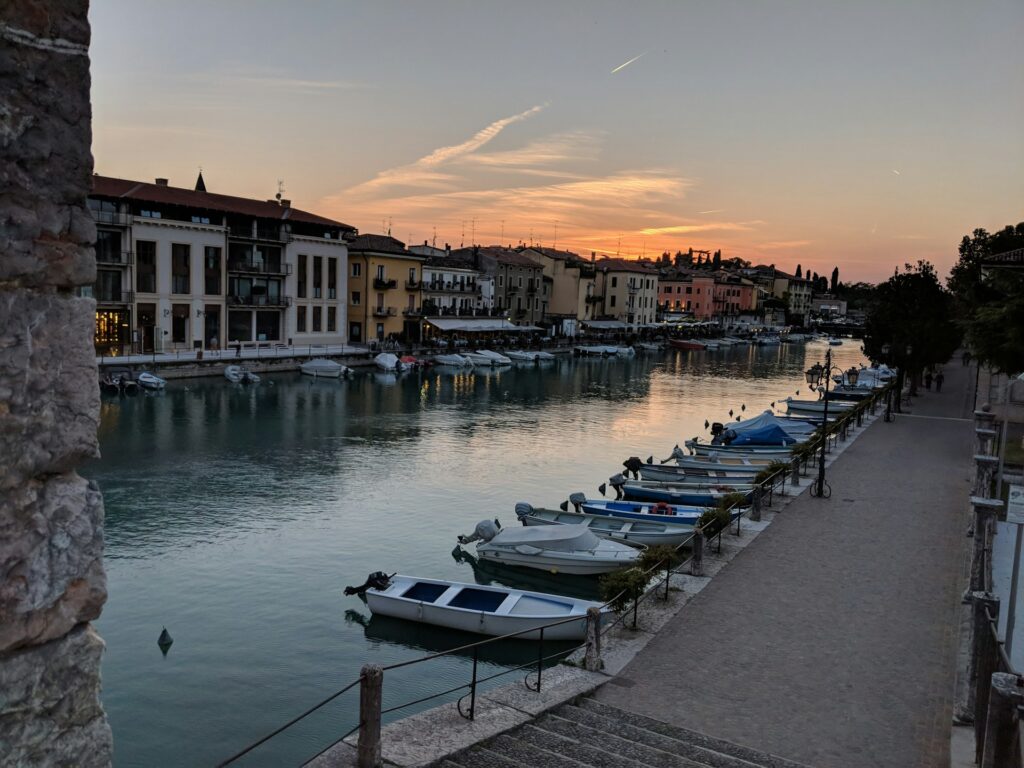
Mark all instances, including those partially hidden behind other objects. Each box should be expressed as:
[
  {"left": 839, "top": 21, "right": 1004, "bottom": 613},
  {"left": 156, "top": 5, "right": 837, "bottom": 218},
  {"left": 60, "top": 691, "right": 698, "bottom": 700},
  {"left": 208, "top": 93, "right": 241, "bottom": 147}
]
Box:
[
  {"left": 420, "top": 255, "right": 492, "bottom": 316},
  {"left": 88, "top": 173, "right": 355, "bottom": 355}
]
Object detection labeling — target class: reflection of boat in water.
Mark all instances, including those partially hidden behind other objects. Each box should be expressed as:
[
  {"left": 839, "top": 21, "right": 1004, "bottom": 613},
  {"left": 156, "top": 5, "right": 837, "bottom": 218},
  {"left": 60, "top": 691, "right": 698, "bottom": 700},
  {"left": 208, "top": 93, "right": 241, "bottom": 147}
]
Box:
[
  {"left": 451, "top": 547, "right": 604, "bottom": 601},
  {"left": 343, "top": 609, "right": 576, "bottom": 667}
]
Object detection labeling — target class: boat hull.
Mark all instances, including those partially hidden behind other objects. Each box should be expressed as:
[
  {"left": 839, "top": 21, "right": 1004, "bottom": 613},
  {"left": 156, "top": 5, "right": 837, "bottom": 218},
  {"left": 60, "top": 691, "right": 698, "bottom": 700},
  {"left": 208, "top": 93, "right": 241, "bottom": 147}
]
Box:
[{"left": 521, "top": 510, "right": 694, "bottom": 547}]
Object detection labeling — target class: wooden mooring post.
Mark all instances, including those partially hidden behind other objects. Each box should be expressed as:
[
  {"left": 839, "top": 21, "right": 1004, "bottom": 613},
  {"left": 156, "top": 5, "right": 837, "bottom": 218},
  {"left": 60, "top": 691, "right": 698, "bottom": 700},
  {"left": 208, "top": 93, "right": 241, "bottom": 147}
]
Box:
[
  {"left": 357, "top": 664, "right": 383, "bottom": 768},
  {"left": 690, "top": 529, "right": 704, "bottom": 577},
  {"left": 750, "top": 485, "right": 762, "bottom": 522},
  {"left": 584, "top": 606, "right": 603, "bottom": 672}
]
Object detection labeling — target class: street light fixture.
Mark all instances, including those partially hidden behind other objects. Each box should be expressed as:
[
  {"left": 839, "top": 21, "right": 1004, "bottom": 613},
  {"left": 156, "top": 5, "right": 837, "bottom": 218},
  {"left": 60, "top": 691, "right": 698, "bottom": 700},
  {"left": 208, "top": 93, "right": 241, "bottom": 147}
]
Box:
[{"left": 803, "top": 346, "right": 844, "bottom": 498}]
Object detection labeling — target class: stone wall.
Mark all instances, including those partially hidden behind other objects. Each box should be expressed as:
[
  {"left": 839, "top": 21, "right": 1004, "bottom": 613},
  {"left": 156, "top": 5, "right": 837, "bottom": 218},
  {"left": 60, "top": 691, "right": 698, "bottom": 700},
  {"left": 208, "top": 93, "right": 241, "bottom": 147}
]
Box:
[{"left": 1, "top": 1, "right": 112, "bottom": 764}]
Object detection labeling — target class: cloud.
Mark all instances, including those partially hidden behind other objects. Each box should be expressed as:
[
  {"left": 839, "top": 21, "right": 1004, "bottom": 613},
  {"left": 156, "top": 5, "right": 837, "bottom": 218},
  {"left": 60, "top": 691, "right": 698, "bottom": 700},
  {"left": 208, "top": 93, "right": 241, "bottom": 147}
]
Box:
[
  {"left": 641, "top": 222, "right": 762, "bottom": 236},
  {"left": 229, "top": 76, "right": 369, "bottom": 92},
  {"left": 758, "top": 240, "right": 812, "bottom": 249}
]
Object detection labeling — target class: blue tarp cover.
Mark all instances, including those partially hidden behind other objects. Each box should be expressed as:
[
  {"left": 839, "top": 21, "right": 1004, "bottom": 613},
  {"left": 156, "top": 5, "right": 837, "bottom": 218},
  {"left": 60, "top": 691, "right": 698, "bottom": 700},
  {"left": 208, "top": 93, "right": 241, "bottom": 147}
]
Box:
[{"left": 728, "top": 424, "right": 797, "bottom": 446}]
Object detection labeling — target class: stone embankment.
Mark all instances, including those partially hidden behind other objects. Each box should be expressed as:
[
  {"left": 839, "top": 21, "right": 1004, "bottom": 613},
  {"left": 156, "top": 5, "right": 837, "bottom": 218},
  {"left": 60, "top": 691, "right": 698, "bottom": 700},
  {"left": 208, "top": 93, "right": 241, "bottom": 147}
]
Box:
[{"left": 1, "top": 2, "right": 112, "bottom": 764}]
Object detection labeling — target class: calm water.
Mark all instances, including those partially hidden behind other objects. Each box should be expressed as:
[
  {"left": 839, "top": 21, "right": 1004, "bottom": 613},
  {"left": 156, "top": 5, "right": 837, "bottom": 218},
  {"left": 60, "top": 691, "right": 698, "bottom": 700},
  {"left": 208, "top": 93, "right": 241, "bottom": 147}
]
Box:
[{"left": 89, "top": 341, "right": 866, "bottom": 766}]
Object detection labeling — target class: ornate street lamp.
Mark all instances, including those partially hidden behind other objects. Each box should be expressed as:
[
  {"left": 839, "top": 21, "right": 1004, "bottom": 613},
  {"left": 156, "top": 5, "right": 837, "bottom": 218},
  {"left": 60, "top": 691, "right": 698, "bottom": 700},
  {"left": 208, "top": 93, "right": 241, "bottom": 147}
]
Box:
[{"left": 804, "top": 347, "right": 844, "bottom": 498}]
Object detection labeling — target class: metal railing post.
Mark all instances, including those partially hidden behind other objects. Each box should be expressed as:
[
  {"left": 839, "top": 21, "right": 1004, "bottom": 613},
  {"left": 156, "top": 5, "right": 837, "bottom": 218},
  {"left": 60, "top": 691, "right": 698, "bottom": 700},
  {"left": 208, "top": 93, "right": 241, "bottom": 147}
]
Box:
[
  {"left": 980, "top": 672, "right": 1024, "bottom": 768},
  {"left": 357, "top": 664, "right": 383, "bottom": 768},
  {"left": 790, "top": 456, "right": 800, "bottom": 486},
  {"left": 750, "top": 485, "right": 762, "bottom": 522},
  {"left": 584, "top": 607, "right": 604, "bottom": 671},
  {"left": 468, "top": 648, "right": 478, "bottom": 720},
  {"left": 691, "top": 528, "right": 704, "bottom": 577},
  {"left": 971, "top": 497, "right": 1004, "bottom": 592}
]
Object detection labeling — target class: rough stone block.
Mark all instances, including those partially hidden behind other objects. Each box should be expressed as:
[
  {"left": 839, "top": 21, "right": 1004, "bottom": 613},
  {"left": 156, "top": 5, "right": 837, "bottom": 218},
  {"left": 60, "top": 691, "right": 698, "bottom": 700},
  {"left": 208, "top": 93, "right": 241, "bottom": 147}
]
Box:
[
  {"left": 0, "top": 473, "right": 106, "bottom": 654},
  {"left": 0, "top": 292, "right": 100, "bottom": 490},
  {"left": 0, "top": 623, "right": 112, "bottom": 767}
]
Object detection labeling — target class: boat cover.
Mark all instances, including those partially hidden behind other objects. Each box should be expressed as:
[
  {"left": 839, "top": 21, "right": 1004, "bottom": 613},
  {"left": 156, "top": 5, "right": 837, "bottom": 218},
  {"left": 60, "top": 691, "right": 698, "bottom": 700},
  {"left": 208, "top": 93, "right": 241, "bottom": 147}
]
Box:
[
  {"left": 726, "top": 424, "right": 797, "bottom": 446},
  {"left": 727, "top": 410, "right": 815, "bottom": 437},
  {"left": 493, "top": 525, "right": 603, "bottom": 551}
]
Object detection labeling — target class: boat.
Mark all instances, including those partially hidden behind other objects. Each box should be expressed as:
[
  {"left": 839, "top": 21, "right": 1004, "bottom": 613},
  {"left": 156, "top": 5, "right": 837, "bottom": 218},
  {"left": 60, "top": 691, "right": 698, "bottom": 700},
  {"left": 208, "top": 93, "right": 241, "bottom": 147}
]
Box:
[
  {"left": 634, "top": 342, "right": 662, "bottom": 352},
  {"left": 456, "top": 519, "right": 639, "bottom": 575},
  {"left": 476, "top": 350, "right": 513, "bottom": 365},
  {"left": 534, "top": 350, "right": 556, "bottom": 361},
  {"left": 506, "top": 350, "right": 539, "bottom": 362},
  {"left": 755, "top": 335, "right": 782, "bottom": 346},
  {"left": 136, "top": 371, "right": 166, "bottom": 390},
  {"left": 515, "top": 503, "right": 694, "bottom": 548},
  {"left": 374, "top": 352, "right": 406, "bottom": 372},
  {"left": 400, "top": 355, "right": 424, "bottom": 368},
  {"left": 576, "top": 498, "right": 710, "bottom": 526},
  {"left": 637, "top": 463, "right": 762, "bottom": 483},
  {"left": 684, "top": 440, "right": 793, "bottom": 458},
  {"left": 828, "top": 337, "right": 844, "bottom": 346},
  {"left": 783, "top": 397, "right": 856, "bottom": 416},
  {"left": 224, "top": 365, "right": 260, "bottom": 384},
  {"left": 668, "top": 339, "right": 706, "bottom": 351},
  {"left": 603, "top": 475, "right": 754, "bottom": 506},
  {"left": 433, "top": 353, "right": 473, "bottom": 366},
  {"left": 613, "top": 346, "right": 636, "bottom": 357},
  {"left": 345, "top": 573, "right": 608, "bottom": 641},
  {"left": 825, "top": 385, "right": 874, "bottom": 401},
  {"left": 100, "top": 375, "right": 121, "bottom": 394},
  {"left": 700, "top": 340, "right": 721, "bottom": 350},
  {"left": 665, "top": 449, "right": 777, "bottom": 472},
  {"left": 300, "top": 358, "right": 350, "bottom": 378}
]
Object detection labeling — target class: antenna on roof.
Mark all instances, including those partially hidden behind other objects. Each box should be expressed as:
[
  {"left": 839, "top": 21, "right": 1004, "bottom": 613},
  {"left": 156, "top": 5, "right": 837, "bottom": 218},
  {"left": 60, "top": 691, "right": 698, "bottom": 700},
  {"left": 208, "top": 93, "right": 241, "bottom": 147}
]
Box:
[
  {"left": 388, "top": 217, "right": 392, "bottom": 237},
  {"left": 553, "top": 220, "right": 558, "bottom": 249},
  {"left": 432, "top": 226, "right": 437, "bottom": 248},
  {"left": 276, "top": 180, "right": 285, "bottom": 202},
  {"left": 471, "top": 217, "right": 476, "bottom": 246},
  {"left": 461, "top": 220, "right": 465, "bottom": 247},
  {"left": 500, "top": 220, "right": 505, "bottom": 244}
]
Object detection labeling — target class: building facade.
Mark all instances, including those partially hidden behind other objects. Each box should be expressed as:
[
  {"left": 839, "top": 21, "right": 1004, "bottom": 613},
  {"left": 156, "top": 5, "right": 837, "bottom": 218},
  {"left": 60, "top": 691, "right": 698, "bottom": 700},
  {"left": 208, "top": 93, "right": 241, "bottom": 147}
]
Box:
[
  {"left": 592, "top": 258, "right": 659, "bottom": 328},
  {"left": 421, "top": 255, "right": 490, "bottom": 317},
  {"left": 347, "top": 234, "right": 425, "bottom": 343},
  {"left": 519, "top": 247, "right": 597, "bottom": 335},
  {"left": 87, "top": 174, "right": 354, "bottom": 355}
]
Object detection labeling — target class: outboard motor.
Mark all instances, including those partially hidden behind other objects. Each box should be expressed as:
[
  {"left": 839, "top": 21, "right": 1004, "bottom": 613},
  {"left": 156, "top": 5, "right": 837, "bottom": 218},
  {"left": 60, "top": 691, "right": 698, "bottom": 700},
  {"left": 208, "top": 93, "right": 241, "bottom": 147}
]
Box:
[
  {"left": 664, "top": 445, "right": 687, "bottom": 464},
  {"left": 710, "top": 422, "right": 725, "bottom": 438},
  {"left": 344, "top": 571, "right": 393, "bottom": 596},
  {"left": 514, "top": 502, "right": 533, "bottom": 522},
  {"left": 568, "top": 492, "right": 586, "bottom": 513},
  {"left": 622, "top": 456, "right": 643, "bottom": 479},
  {"left": 721, "top": 428, "right": 737, "bottom": 445},
  {"left": 608, "top": 473, "right": 627, "bottom": 500},
  {"left": 458, "top": 519, "right": 501, "bottom": 545}
]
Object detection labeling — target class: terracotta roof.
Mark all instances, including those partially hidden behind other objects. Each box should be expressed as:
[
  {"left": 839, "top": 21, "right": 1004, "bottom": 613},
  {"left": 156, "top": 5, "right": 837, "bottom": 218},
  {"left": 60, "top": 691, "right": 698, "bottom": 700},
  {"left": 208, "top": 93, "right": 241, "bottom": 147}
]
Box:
[
  {"left": 520, "top": 246, "right": 581, "bottom": 262},
  {"left": 91, "top": 174, "right": 355, "bottom": 230},
  {"left": 348, "top": 234, "right": 417, "bottom": 256},
  {"left": 595, "top": 257, "right": 658, "bottom": 275},
  {"left": 424, "top": 255, "right": 478, "bottom": 270},
  {"left": 459, "top": 246, "right": 543, "bottom": 269}
]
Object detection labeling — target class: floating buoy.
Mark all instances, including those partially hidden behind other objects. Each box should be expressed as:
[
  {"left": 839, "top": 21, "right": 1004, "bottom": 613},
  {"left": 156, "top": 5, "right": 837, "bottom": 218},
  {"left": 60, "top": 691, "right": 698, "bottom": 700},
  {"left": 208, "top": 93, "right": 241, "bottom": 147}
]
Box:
[
  {"left": 728, "top": 409, "right": 733, "bottom": 417},
  {"left": 158, "top": 627, "right": 173, "bottom": 655},
  {"left": 704, "top": 420, "right": 709, "bottom": 429},
  {"left": 741, "top": 404, "right": 746, "bottom": 411},
  {"left": 736, "top": 416, "right": 741, "bottom": 421},
  {"left": 770, "top": 402, "right": 776, "bottom": 408}
]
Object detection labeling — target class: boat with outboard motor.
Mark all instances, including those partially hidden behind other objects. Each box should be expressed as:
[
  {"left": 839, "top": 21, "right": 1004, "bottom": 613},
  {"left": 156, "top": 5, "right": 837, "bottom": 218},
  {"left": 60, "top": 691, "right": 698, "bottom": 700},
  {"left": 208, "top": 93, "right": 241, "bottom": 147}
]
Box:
[
  {"left": 224, "top": 365, "right": 260, "bottom": 384},
  {"left": 136, "top": 371, "right": 166, "bottom": 390},
  {"left": 515, "top": 502, "right": 695, "bottom": 547},
  {"left": 668, "top": 339, "right": 706, "bottom": 351},
  {"left": 602, "top": 475, "right": 754, "bottom": 506},
  {"left": 683, "top": 440, "right": 793, "bottom": 458},
  {"left": 300, "top": 358, "right": 350, "bottom": 378},
  {"left": 463, "top": 350, "right": 512, "bottom": 366},
  {"left": 456, "top": 518, "right": 639, "bottom": 575},
  {"left": 434, "top": 353, "right": 473, "bottom": 366},
  {"left": 621, "top": 455, "right": 764, "bottom": 483},
  {"left": 784, "top": 397, "right": 856, "bottom": 416},
  {"left": 344, "top": 572, "right": 608, "bottom": 640}
]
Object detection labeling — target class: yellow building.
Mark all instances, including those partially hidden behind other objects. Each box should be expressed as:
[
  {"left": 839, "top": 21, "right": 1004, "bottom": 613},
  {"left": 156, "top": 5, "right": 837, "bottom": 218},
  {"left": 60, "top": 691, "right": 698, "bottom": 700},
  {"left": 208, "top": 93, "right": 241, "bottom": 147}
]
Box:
[
  {"left": 519, "top": 247, "right": 597, "bottom": 335},
  {"left": 347, "top": 235, "right": 424, "bottom": 344}
]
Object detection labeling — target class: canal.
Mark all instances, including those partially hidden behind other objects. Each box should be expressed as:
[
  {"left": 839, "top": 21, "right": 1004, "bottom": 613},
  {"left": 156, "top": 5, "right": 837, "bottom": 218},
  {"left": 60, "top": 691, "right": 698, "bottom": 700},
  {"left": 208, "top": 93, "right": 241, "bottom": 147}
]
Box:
[{"left": 89, "top": 341, "right": 867, "bottom": 766}]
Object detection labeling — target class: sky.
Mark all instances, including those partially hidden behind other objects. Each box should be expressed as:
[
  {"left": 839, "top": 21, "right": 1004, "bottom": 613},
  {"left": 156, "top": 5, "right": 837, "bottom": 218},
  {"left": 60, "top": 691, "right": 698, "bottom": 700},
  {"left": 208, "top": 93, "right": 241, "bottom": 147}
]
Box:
[{"left": 89, "top": 0, "right": 1024, "bottom": 283}]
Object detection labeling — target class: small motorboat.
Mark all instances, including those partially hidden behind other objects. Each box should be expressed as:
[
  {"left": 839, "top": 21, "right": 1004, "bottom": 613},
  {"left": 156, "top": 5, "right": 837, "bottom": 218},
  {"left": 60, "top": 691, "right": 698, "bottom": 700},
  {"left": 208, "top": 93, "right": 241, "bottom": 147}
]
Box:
[
  {"left": 534, "top": 350, "right": 556, "bottom": 361},
  {"left": 374, "top": 352, "right": 406, "bottom": 372},
  {"left": 575, "top": 497, "right": 708, "bottom": 526},
  {"left": 668, "top": 339, "right": 706, "bottom": 351},
  {"left": 100, "top": 375, "right": 122, "bottom": 394},
  {"left": 665, "top": 447, "right": 777, "bottom": 471},
  {"left": 574, "top": 345, "right": 613, "bottom": 357},
  {"left": 457, "top": 519, "right": 639, "bottom": 576},
  {"left": 613, "top": 346, "right": 636, "bottom": 356},
  {"left": 515, "top": 502, "right": 694, "bottom": 548},
  {"left": 300, "top": 358, "right": 350, "bottom": 378},
  {"left": 224, "top": 365, "right": 260, "bottom": 384},
  {"left": 344, "top": 572, "right": 608, "bottom": 640},
  {"left": 634, "top": 342, "right": 662, "bottom": 352},
  {"left": 434, "top": 353, "right": 472, "bottom": 366},
  {"left": 637, "top": 463, "right": 761, "bottom": 483},
  {"left": 755, "top": 335, "right": 782, "bottom": 346},
  {"left": 474, "top": 350, "right": 512, "bottom": 366},
  {"left": 505, "top": 350, "right": 539, "bottom": 362},
  {"left": 400, "top": 355, "right": 423, "bottom": 368},
  {"left": 684, "top": 440, "right": 793, "bottom": 459},
  {"left": 604, "top": 476, "right": 753, "bottom": 506},
  {"left": 136, "top": 371, "right": 166, "bottom": 390},
  {"left": 783, "top": 397, "right": 856, "bottom": 416}
]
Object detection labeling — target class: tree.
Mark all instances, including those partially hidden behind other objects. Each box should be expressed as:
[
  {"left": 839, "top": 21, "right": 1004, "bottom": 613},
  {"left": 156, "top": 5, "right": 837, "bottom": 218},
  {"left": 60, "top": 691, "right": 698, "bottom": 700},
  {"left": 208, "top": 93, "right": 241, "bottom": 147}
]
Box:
[
  {"left": 795, "top": 264, "right": 802, "bottom": 278},
  {"left": 831, "top": 266, "right": 839, "bottom": 292},
  {"left": 712, "top": 250, "right": 721, "bottom": 269},
  {"left": 863, "top": 260, "right": 962, "bottom": 394}
]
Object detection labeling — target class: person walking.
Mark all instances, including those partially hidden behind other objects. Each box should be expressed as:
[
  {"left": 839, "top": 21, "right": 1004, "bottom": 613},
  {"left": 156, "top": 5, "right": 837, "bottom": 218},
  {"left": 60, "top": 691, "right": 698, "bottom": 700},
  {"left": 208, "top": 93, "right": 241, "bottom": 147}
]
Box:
[
  {"left": 935, "top": 372, "right": 945, "bottom": 392},
  {"left": 924, "top": 371, "right": 933, "bottom": 390}
]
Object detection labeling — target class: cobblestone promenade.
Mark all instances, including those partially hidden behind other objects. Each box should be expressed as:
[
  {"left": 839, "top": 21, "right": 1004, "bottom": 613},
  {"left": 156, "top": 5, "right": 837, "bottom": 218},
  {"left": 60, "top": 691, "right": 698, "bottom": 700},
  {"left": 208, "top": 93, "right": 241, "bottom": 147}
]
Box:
[{"left": 597, "top": 361, "right": 976, "bottom": 768}]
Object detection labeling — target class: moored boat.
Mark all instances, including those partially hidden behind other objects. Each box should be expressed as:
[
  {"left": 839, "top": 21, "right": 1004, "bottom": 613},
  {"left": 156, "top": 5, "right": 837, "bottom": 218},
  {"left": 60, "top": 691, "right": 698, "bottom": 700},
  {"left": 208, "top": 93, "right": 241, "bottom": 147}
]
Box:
[
  {"left": 684, "top": 440, "right": 793, "bottom": 458},
  {"left": 784, "top": 397, "right": 856, "bottom": 415},
  {"left": 374, "top": 352, "right": 406, "bottom": 372},
  {"left": 300, "top": 358, "right": 350, "bottom": 378},
  {"left": 136, "top": 371, "right": 166, "bottom": 390},
  {"left": 224, "top": 365, "right": 260, "bottom": 384},
  {"left": 668, "top": 339, "right": 706, "bottom": 351},
  {"left": 515, "top": 503, "right": 694, "bottom": 548},
  {"left": 457, "top": 519, "right": 639, "bottom": 575},
  {"left": 433, "top": 353, "right": 472, "bottom": 366},
  {"left": 345, "top": 573, "right": 608, "bottom": 640},
  {"left": 505, "top": 350, "right": 539, "bottom": 362}
]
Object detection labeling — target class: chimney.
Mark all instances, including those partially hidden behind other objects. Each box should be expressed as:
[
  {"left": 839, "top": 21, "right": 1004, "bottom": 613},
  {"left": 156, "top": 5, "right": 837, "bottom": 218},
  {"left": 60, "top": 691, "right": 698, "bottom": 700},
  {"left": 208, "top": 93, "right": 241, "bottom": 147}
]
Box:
[
  {"left": 591, "top": 251, "right": 596, "bottom": 262},
  {"left": 445, "top": 243, "right": 451, "bottom": 255},
  {"left": 155, "top": 178, "right": 168, "bottom": 186},
  {"left": 279, "top": 199, "right": 291, "bottom": 208}
]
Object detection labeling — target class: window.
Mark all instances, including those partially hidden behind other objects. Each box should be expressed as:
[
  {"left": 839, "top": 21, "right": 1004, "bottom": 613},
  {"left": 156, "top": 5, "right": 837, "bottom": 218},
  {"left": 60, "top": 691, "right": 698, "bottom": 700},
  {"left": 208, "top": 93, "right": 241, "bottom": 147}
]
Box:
[
  {"left": 312, "top": 306, "right": 322, "bottom": 332},
  {"left": 327, "top": 306, "right": 336, "bottom": 332},
  {"left": 517, "top": 297, "right": 522, "bottom": 311},
  {"left": 610, "top": 295, "right": 617, "bottom": 308},
  {"left": 328, "top": 257, "right": 337, "bottom": 299},
  {"left": 172, "top": 304, "right": 189, "bottom": 343},
  {"left": 376, "top": 264, "right": 385, "bottom": 281},
  {"left": 313, "top": 256, "right": 323, "bottom": 298},
  {"left": 136, "top": 241, "right": 156, "bottom": 293},
  {"left": 611, "top": 276, "right": 618, "bottom": 288},
  {"left": 96, "top": 230, "right": 121, "bottom": 263},
  {"left": 172, "top": 244, "right": 190, "bottom": 294},
  {"left": 498, "top": 275, "right": 504, "bottom": 287},
  {"left": 255, "top": 311, "right": 279, "bottom": 342},
  {"left": 297, "top": 254, "right": 307, "bottom": 298},
  {"left": 408, "top": 267, "right": 416, "bottom": 285},
  {"left": 228, "top": 310, "right": 251, "bottom": 342},
  {"left": 518, "top": 276, "right": 523, "bottom": 288},
  {"left": 140, "top": 209, "right": 161, "bottom": 219},
  {"left": 297, "top": 305, "right": 307, "bottom": 332},
  {"left": 685, "top": 287, "right": 692, "bottom": 294},
  {"left": 204, "top": 247, "right": 221, "bottom": 295},
  {"left": 352, "top": 261, "right": 361, "bottom": 277},
  {"left": 351, "top": 291, "right": 361, "bottom": 305}
]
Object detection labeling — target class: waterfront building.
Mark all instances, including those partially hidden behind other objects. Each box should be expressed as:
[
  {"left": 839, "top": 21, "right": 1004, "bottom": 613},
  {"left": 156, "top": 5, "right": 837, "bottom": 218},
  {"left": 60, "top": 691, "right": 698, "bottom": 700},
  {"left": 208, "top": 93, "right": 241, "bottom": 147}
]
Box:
[
  {"left": 451, "top": 246, "right": 545, "bottom": 325},
  {"left": 712, "top": 272, "right": 759, "bottom": 317},
  {"left": 518, "top": 247, "right": 598, "bottom": 336},
  {"left": 346, "top": 234, "right": 425, "bottom": 343},
  {"left": 771, "top": 270, "right": 814, "bottom": 324},
  {"left": 812, "top": 294, "right": 848, "bottom": 318},
  {"left": 591, "top": 258, "right": 659, "bottom": 328},
  {"left": 657, "top": 269, "right": 716, "bottom": 319},
  {"left": 87, "top": 174, "right": 354, "bottom": 355},
  {"left": 420, "top": 254, "right": 491, "bottom": 317}
]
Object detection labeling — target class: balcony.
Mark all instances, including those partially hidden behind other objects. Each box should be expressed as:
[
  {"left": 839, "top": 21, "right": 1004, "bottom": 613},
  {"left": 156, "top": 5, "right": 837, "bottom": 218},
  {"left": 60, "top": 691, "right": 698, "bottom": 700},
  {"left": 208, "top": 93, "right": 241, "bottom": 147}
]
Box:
[
  {"left": 405, "top": 279, "right": 421, "bottom": 289},
  {"left": 96, "top": 250, "right": 134, "bottom": 266},
  {"left": 227, "top": 294, "right": 292, "bottom": 308},
  {"left": 526, "top": 280, "right": 538, "bottom": 294},
  {"left": 227, "top": 259, "right": 293, "bottom": 276},
  {"left": 402, "top": 307, "right": 423, "bottom": 317},
  {"left": 94, "top": 289, "right": 134, "bottom": 305},
  {"left": 373, "top": 278, "right": 398, "bottom": 290},
  {"left": 457, "top": 282, "right": 480, "bottom": 293},
  {"left": 372, "top": 306, "right": 396, "bottom": 317},
  {"left": 627, "top": 284, "right": 639, "bottom": 294},
  {"left": 585, "top": 294, "right": 602, "bottom": 304},
  {"left": 90, "top": 210, "right": 131, "bottom": 226},
  {"left": 229, "top": 224, "right": 290, "bottom": 242}
]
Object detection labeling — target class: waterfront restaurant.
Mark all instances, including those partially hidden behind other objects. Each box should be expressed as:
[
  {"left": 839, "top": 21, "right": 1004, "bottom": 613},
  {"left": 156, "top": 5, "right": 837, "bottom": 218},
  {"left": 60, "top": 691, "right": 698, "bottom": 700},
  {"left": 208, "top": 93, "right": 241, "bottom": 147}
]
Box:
[{"left": 86, "top": 174, "right": 355, "bottom": 356}]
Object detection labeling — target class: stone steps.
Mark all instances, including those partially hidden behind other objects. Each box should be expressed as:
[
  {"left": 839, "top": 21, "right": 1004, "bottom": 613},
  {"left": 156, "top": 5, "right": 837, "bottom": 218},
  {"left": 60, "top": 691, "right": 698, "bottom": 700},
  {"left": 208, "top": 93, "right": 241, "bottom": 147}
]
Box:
[{"left": 443, "top": 698, "right": 810, "bottom": 768}]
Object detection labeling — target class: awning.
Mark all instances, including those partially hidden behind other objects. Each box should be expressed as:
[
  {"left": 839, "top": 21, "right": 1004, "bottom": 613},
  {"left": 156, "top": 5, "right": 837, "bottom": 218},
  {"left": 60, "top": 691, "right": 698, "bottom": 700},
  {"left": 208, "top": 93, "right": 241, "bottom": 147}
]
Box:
[
  {"left": 582, "top": 320, "right": 628, "bottom": 329},
  {"left": 425, "top": 317, "right": 535, "bottom": 332}
]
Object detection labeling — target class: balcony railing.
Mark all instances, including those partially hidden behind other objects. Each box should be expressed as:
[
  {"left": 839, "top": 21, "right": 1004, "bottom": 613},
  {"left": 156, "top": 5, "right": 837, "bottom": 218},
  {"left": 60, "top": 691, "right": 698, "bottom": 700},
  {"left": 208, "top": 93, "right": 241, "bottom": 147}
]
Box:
[
  {"left": 227, "top": 260, "right": 293, "bottom": 275},
  {"left": 227, "top": 294, "right": 292, "bottom": 308},
  {"left": 373, "top": 278, "right": 398, "bottom": 290},
  {"left": 94, "top": 289, "right": 135, "bottom": 305},
  {"left": 229, "top": 224, "right": 290, "bottom": 242},
  {"left": 96, "top": 250, "right": 134, "bottom": 266},
  {"left": 372, "top": 306, "right": 396, "bottom": 317},
  {"left": 402, "top": 307, "right": 423, "bottom": 317},
  {"left": 585, "top": 294, "right": 602, "bottom": 304},
  {"left": 405, "top": 279, "right": 421, "bottom": 289},
  {"left": 90, "top": 210, "right": 131, "bottom": 226}
]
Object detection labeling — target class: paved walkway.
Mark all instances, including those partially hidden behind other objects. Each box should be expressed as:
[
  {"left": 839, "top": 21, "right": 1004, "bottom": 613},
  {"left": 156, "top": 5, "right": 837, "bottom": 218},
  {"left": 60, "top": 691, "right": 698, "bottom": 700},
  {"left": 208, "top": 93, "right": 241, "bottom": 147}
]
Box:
[{"left": 597, "top": 362, "right": 976, "bottom": 768}]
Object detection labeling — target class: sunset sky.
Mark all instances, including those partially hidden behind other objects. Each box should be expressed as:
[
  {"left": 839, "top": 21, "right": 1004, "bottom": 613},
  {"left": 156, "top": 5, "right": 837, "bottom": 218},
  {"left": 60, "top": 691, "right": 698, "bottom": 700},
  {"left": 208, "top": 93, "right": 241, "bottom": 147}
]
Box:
[{"left": 89, "top": 1, "right": 1023, "bottom": 282}]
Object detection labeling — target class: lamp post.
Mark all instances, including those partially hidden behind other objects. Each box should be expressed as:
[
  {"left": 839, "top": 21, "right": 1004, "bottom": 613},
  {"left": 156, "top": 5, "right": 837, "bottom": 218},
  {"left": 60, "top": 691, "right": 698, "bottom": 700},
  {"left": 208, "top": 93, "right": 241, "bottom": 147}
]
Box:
[
  {"left": 881, "top": 343, "right": 894, "bottom": 422},
  {"left": 805, "top": 347, "right": 846, "bottom": 498}
]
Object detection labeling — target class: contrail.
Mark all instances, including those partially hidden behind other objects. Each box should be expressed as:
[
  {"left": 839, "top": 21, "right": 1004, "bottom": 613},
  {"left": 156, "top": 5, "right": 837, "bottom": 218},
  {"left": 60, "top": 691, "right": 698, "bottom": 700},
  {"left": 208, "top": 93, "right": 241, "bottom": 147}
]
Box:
[
  {"left": 699, "top": 209, "right": 724, "bottom": 215},
  {"left": 611, "top": 53, "right": 646, "bottom": 74},
  {"left": 891, "top": 169, "right": 901, "bottom": 175}
]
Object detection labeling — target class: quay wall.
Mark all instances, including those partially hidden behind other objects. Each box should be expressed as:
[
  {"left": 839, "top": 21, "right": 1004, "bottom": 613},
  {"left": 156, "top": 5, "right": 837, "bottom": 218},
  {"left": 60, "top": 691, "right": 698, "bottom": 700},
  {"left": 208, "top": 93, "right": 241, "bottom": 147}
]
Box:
[{"left": 0, "top": 2, "right": 113, "bottom": 765}]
